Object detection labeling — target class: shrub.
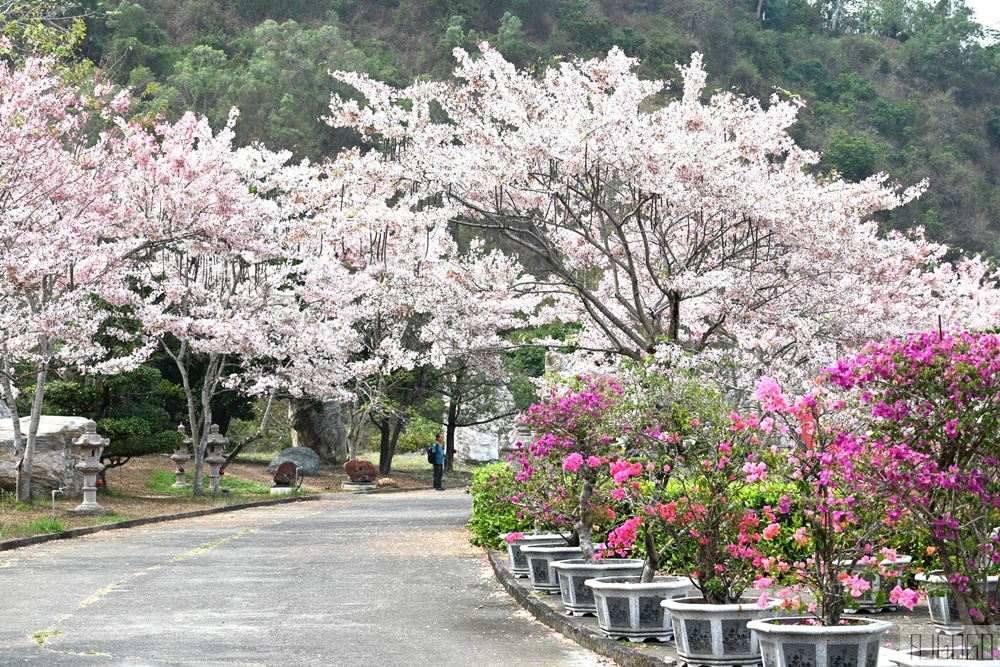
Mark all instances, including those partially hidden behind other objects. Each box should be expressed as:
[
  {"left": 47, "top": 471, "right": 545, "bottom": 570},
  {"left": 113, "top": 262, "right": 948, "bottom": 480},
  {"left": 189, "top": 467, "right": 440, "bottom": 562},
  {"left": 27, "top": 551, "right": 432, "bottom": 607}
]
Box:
[{"left": 466, "top": 462, "right": 532, "bottom": 548}]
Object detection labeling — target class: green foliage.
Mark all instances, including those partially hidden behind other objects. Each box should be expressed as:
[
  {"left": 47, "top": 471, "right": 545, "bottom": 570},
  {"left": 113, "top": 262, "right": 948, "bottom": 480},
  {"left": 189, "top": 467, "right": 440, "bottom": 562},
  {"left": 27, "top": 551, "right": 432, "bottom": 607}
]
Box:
[
  {"left": 820, "top": 130, "right": 879, "bottom": 181},
  {"left": 42, "top": 366, "right": 186, "bottom": 473},
  {"left": 22, "top": 516, "right": 66, "bottom": 536},
  {"left": 466, "top": 462, "right": 532, "bottom": 548}
]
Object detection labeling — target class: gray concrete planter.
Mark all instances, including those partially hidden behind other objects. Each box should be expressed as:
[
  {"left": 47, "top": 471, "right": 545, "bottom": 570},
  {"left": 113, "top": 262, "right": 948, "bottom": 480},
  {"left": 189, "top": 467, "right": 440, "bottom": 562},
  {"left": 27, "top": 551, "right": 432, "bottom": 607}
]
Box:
[
  {"left": 501, "top": 533, "right": 567, "bottom": 578},
  {"left": 915, "top": 571, "right": 999, "bottom": 635},
  {"left": 520, "top": 544, "right": 584, "bottom": 594},
  {"left": 586, "top": 575, "right": 695, "bottom": 642},
  {"left": 550, "top": 559, "right": 645, "bottom": 617},
  {"left": 663, "top": 597, "right": 777, "bottom": 667},
  {"left": 748, "top": 616, "right": 892, "bottom": 667}
]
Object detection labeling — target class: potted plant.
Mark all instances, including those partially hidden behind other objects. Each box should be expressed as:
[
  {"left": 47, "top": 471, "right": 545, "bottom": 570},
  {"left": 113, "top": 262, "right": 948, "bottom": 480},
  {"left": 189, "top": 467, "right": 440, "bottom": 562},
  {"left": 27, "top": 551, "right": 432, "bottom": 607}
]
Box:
[
  {"left": 511, "top": 376, "right": 643, "bottom": 611},
  {"left": 745, "top": 376, "right": 918, "bottom": 667},
  {"left": 591, "top": 369, "right": 777, "bottom": 651},
  {"left": 823, "top": 331, "right": 1000, "bottom": 650}
]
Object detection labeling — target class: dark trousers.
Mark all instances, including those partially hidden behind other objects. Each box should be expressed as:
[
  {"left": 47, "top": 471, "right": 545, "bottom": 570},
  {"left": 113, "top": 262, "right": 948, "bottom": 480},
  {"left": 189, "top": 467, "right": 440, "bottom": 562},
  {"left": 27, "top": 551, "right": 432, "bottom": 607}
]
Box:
[{"left": 433, "top": 463, "right": 444, "bottom": 489}]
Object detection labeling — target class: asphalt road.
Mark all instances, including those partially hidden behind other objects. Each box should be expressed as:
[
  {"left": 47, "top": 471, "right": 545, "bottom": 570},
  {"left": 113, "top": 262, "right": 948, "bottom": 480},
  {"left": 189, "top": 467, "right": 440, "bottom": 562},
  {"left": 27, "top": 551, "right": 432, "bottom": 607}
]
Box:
[{"left": 0, "top": 490, "right": 608, "bottom": 667}]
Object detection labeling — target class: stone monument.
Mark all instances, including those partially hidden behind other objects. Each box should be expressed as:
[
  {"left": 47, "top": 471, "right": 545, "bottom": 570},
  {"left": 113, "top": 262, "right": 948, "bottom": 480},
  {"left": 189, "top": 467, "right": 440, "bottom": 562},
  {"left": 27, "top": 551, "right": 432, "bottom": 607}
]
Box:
[
  {"left": 170, "top": 424, "right": 192, "bottom": 488},
  {"left": 66, "top": 419, "right": 112, "bottom": 516},
  {"left": 204, "top": 424, "right": 228, "bottom": 493},
  {"left": 0, "top": 416, "right": 85, "bottom": 498}
]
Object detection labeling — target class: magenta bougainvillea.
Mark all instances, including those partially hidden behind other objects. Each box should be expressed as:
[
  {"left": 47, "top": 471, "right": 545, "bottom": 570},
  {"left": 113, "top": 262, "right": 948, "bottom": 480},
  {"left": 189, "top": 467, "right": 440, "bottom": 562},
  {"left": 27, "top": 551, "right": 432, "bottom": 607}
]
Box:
[
  {"left": 824, "top": 331, "right": 1000, "bottom": 627},
  {"left": 748, "top": 376, "right": 918, "bottom": 625},
  {"left": 508, "top": 376, "right": 624, "bottom": 561}
]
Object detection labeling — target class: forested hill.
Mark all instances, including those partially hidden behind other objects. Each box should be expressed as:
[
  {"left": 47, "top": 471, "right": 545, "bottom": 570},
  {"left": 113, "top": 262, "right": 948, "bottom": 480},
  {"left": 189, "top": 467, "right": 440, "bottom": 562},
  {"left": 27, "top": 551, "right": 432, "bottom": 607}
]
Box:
[{"left": 77, "top": 0, "right": 1000, "bottom": 255}]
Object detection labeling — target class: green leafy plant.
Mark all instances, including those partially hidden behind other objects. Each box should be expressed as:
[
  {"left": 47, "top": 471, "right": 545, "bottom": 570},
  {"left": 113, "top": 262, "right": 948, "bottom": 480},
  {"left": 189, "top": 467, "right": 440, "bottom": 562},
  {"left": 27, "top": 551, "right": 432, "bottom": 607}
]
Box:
[{"left": 466, "top": 462, "right": 533, "bottom": 548}]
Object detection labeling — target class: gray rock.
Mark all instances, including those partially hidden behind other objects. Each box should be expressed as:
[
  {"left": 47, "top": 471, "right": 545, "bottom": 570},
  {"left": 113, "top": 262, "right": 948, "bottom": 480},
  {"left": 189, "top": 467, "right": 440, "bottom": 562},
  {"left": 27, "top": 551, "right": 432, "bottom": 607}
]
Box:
[
  {"left": 0, "top": 416, "right": 86, "bottom": 498},
  {"left": 0, "top": 399, "right": 10, "bottom": 419},
  {"left": 266, "top": 447, "right": 320, "bottom": 476},
  {"left": 289, "top": 400, "right": 347, "bottom": 464}
]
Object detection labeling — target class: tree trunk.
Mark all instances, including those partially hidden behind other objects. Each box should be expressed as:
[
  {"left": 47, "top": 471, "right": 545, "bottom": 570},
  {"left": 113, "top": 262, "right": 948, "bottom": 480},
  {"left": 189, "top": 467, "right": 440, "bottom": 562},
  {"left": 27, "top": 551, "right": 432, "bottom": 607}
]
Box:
[
  {"left": 17, "top": 339, "right": 51, "bottom": 502},
  {"left": 377, "top": 415, "right": 404, "bottom": 476},
  {"left": 2, "top": 358, "right": 27, "bottom": 501},
  {"left": 445, "top": 395, "right": 459, "bottom": 472},
  {"left": 573, "top": 468, "right": 597, "bottom": 561},
  {"left": 756, "top": 0, "right": 765, "bottom": 20},
  {"left": 668, "top": 290, "right": 681, "bottom": 342},
  {"left": 831, "top": 0, "right": 844, "bottom": 31},
  {"left": 641, "top": 529, "right": 659, "bottom": 583}
]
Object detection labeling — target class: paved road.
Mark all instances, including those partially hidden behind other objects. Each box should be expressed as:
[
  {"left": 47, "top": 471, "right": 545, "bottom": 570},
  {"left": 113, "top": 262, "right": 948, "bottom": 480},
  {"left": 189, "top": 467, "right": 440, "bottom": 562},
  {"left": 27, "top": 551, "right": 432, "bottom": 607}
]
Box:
[{"left": 1, "top": 490, "right": 607, "bottom": 667}]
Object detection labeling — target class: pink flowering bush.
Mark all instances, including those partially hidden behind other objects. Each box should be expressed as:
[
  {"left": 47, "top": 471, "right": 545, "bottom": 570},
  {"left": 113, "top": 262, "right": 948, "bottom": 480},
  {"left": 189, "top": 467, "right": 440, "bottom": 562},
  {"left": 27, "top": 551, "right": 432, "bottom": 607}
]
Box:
[
  {"left": 602, "top": 370, "right": 775, "bottom": 601},
  {"left": 748, "top": 376, "right": 918, "bottom": 625},
  {"left": 825, "top": 331, "right": 1000, "bottom": 627},
  {"left": 509, "top": 376, "right": 624, "bottom": 560}
]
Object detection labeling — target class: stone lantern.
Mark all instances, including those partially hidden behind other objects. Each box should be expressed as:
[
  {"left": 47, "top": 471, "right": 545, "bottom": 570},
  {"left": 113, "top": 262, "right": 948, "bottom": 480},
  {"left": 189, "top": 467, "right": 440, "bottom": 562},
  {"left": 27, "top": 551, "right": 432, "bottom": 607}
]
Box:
[
  {"left": 67, "top": 419, "right": 112, "bottom": 516},
  {"left": 204, "top": 424, "right": 228, "bottom": 493},
  {"left": 170, "top": 424, "right": 192, "bottom": 488}
]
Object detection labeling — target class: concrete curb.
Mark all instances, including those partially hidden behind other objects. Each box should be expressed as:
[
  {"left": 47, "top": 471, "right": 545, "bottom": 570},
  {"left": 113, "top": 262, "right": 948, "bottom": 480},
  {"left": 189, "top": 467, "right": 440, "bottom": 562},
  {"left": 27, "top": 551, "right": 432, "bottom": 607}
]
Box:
[
  {"left": 0, "top": 494, "right": 321, "bottom": 552},
  {"left": 486, "top": 548, "right": 674, "bottom": 667}
]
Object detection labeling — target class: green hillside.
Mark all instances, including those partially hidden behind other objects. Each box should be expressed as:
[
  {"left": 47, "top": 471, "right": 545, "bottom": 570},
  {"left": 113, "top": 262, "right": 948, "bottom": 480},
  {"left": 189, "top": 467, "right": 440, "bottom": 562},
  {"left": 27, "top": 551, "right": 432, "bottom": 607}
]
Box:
[{"left": 59, "top": 0, "right": 1000, "bottom": 254}]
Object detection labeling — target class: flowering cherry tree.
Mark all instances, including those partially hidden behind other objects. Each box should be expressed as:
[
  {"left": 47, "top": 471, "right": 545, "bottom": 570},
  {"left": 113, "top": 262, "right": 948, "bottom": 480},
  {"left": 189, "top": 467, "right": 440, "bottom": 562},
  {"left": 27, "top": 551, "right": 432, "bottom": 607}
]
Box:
[
  {"left": 257, "top": 147, "right": 540, "bottom": 472},
  {"left": 326, "top": 45, "right": 1000, "bottom": 388},
  {"left": 825, "top": 331, "right": 1000, "bottom": 628},
  {"left": 0, "top": 49, "right": 133, "bottom": 500},
  {"left": 111, "top": 109, "right": 301, "bottom": 494}
]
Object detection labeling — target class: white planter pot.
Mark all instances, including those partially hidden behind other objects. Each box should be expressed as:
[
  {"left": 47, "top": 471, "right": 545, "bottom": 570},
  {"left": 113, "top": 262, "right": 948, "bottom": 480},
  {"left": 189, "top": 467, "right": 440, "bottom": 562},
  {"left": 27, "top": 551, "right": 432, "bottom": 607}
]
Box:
[
  {"left": 748, "top": 616, "right": 892, "bottom": 667},
  {"left": 663, "top": 597, "right": 778, "bottom": 667},
  {"left": 836, "top": 556, "right": 912, "bottom": 613},
  {"left": 915, "top": 571, "right": 1000, "bottom": 635},
  {"left": 520, "top": 544, "right": 584, "bottom": 593},
  {"left": 501, "top": 533, "right": 567, "bottom": 578},
  {"left": 550, "top": 559, "right": 645, "bottom": 616},
  {"left": 585, "top": 575, "right": 695, "bottom": 642}
]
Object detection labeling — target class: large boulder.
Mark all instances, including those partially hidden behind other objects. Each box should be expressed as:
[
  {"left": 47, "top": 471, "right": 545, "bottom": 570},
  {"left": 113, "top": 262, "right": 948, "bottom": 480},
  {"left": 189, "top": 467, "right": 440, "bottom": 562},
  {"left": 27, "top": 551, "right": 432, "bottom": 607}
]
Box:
[
  {"left": 0, "top": 416, "right": 85, "bottom": 498},
  {"left": 266, "top": 447, "right": 321, "bottom": 477},
  {"left": 289, "top": 400, "right": 347, "bottom": 464}
]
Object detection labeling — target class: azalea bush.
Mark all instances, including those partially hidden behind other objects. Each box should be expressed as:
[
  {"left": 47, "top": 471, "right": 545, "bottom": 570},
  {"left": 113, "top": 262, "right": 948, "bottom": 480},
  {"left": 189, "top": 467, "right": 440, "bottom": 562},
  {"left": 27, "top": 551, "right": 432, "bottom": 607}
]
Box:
[
  {"left": 749, "top": 377, "right": 919, "bottom": 625},
  {"left": 599, "top": 370, "right": 776, "bottom": 601},
  {"left": 508, "top": 376, "right": 624, "bottom": 560},
  {"left": 825, "top": 331, "right": 1000, "bottom": 628}
]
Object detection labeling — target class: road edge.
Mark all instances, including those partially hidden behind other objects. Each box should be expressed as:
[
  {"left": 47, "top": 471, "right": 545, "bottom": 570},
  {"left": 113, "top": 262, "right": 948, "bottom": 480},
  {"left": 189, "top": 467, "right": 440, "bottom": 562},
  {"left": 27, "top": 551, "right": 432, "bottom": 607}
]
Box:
[{"left": 486, "top": 548, "right": 674, "bottom": 667}]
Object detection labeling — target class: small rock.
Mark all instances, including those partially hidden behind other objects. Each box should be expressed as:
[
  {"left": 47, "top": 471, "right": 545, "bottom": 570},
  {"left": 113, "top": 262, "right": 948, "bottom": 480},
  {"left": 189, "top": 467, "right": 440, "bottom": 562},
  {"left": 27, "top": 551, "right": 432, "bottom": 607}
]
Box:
[
  {"left": 376, "top": 477, "right": 400, "bottom": 489},
  {"left": 266, "top": 447, "right": 320, "bottom": 476}
]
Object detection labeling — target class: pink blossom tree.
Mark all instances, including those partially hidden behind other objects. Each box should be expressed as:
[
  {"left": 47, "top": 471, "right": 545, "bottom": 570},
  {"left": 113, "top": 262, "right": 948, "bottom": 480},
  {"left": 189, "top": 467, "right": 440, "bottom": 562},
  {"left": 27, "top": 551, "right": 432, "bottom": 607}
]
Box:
[
  {"left": 326, "top": 46, "right": 1000, "bottom": 387},
  {"left": 0, "top": 49, "right": 134, "bottom": 501},
  {"left": 111, "top": 109, "right": 302, "bottom": 494}
]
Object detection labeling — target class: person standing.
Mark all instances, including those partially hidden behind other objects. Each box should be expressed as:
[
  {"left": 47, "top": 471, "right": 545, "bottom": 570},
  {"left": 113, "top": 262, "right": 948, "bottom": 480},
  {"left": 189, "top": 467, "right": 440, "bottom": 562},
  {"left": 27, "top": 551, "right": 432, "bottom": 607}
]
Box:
[{"left": 431, "top": 433, "right": 445, "bottom": 491}]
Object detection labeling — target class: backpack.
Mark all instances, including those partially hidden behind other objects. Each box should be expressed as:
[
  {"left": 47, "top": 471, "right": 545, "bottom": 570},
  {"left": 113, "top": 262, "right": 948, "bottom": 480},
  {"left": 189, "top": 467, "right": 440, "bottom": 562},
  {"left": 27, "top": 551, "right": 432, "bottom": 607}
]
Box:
[{"left": 427, "top": 445, "right": 436, "bottom": 464}]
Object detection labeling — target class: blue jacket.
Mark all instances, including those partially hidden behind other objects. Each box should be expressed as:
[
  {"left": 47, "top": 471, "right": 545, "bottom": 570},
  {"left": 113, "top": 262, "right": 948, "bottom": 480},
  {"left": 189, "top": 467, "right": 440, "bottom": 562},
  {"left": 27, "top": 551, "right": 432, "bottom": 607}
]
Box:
[{"left": 431, "top": 442, "right": 445, "bottom": 465}]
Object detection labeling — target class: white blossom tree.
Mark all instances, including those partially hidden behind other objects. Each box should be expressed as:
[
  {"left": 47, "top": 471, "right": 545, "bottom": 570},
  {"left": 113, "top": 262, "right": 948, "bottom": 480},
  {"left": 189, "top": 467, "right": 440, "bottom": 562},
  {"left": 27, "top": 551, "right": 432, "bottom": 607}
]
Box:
[
  {"left": 0, "top": 49, "right": 135, "bottom": 501},
  {"left": 326, "top": 46, "right": 1000, "bottom": 390}
]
